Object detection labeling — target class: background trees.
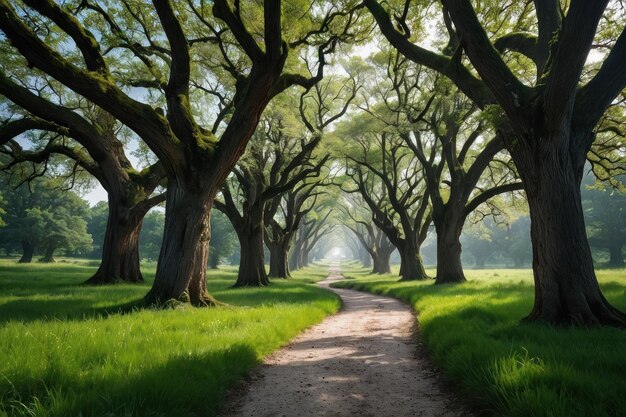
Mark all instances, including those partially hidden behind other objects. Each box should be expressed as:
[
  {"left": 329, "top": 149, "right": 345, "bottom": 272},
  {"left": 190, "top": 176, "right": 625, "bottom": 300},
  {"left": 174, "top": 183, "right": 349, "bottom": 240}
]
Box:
[
  {"left": 0, "top": 0, "right": 366, "bottom": 304},
  {"left": 0, "top": 179, "right": 92, "bottom": 262},
  {"left": 364, "top": 0, "right": 626, "bottom": 325}
]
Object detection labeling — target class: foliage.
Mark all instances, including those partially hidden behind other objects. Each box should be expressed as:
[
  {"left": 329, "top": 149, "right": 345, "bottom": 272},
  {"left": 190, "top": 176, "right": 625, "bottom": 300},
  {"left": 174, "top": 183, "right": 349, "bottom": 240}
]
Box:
[
  {"left": 0, "top": 179, "right": 92, "bottom": 260},
  {"left": 86, "top": 201, "right": 108, "bottom": 259},
  {"left": 208, "top": 209, "right": 237, "bottom": 269},
  {"left": 582, "top": 174, "right": 626, "bottom": 266},
  {"left": 138, "top": 210, "right": 165, "bottom": 262},
  {"left": 0, "top": 261, "right": 339, "bottom": 417},
  {"left": 335, "top": 265, "right": 626, "bottom": 417}
]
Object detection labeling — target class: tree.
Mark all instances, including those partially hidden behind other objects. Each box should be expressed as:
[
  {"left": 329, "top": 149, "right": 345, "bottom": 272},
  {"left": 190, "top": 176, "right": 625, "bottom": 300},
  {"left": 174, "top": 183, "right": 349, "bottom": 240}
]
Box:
[
  {"left": 215, "top": 98, "right": 330, "bottom": 286},
  {"left": 363, "top": 50, "right": 522, "bottom": 283},
  {"left": 139, "top": 210, "right": 165, "bottom": 262},
  {"left": 290, "top": 205, "right": 334, "bottom": 270},
  {"left": 0, "top": 0, "right": 365, "bottom": 305},
  {"left": 583, "top": 176, "right": 626, "bottom": 267},
  {"left": 0, "top": 178, "right": 92, "bottom": 262},
  {"left": 340, "top": 195, "right": 394, "bottom": 274},
  {"left": 265, "top": 176, "right": 330, "bottom": 278},
  {"left": 365, "top": 0, "right": 626, "bottom": 325},
  {"left": 0, "top": 103, "right": 165, "bottom": 283},
  {"left": 208, "top": 209, "right": 237, "bottom": 269},
  {"left": 341, "top": 122, "right": 431, "bottom": 280}
]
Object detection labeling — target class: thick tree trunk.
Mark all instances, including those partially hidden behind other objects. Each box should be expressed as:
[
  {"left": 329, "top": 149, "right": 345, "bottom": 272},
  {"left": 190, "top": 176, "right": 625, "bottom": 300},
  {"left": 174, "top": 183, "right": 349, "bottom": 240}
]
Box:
[
  {"left": 235, "top": 207, "right": 269, "bottom": 287},
  {"left": 40, "top": 246, "right": 56, "bottom": 263},
  {"left": 302, "top": 250, "right": 309, "bottom": 267},
  {"left": 374, "top": 249, "right": 392, "bottom": 274},
  {"left": 608, "top": 245, "right": 625, "bottom": 268},
  {"left": 434, "top": 214, "right": 466, "bottom": 284},
  {"left": 237, "top": 230, "right": 269, "bottom": 286},
  {"left": 146, "top": 181, "right": 217, "bottom": 306},
  {"left": 268, "top": 241, "right": 290, "bottom": 278},
  {"left": 85, "top": 195, "right": 145, "bottom": 285},
  {"left": 398, "top": 243, "right": 428, "bottom": 281},
  {"left": 519, "top": 147, "right": 626, "bottom": 326},
  {"left": 18, "top": 240, "right": 34, "bottom": 263}
]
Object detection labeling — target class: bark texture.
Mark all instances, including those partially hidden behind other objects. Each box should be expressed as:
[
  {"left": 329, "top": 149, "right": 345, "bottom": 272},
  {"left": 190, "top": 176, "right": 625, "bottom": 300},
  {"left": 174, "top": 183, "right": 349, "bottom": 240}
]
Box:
[
  {"left": 268, "top": 240, "right": 291, "bottom": 279},
  {"left": 434, "top": 214, "right": 465, "bottom": 284},
  {"left": 235, "top": 205, "right": 269, "bottom": 287},
  {"left": 85, "top": 195, "right": 146, "bottom": 285},
  {"left": 520, "top": 145, "right": 626, "bottom": 326},
  {"left": 145, "top": 181, "right": 218, "bottom": 306}
]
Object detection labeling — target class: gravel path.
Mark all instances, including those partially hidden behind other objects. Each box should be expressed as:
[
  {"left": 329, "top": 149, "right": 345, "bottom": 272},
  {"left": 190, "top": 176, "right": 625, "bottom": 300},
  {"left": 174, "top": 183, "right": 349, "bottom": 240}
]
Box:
[{"left": 219, "top": 265, "right": 470, "bottom": 417}]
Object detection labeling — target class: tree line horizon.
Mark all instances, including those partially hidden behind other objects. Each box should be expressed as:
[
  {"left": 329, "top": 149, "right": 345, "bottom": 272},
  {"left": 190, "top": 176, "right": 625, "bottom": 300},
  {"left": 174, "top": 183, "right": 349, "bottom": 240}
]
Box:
[{"left": 0, "top": 0, "right": 625, "bottom": 327}]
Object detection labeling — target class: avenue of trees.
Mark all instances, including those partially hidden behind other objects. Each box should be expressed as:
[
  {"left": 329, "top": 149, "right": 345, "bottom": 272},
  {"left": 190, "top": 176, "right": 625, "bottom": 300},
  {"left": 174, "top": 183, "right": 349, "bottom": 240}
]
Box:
[{"left": 0, "top": 0, "right": 625, "bottom": 327}]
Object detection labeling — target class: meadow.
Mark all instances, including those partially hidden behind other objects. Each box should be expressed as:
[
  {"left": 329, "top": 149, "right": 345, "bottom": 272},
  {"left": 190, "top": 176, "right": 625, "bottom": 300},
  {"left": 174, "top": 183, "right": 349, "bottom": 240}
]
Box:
[
  {"left": 0, "top": 260, "right": 339, "bottom": 417},
  {"left": 334, "top": 265, "right": 626, "bottom": 417}
]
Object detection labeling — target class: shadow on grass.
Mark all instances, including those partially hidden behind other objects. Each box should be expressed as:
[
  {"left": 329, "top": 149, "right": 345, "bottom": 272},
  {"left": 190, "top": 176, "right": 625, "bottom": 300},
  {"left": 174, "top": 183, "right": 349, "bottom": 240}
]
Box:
[
  {"left": 0, "top": 344, "right": 259, "bottom": 417},
  {"left": 334, "top": 274, "right": 626, "bottom": 417},
  {"left": 0, "top": 297, "right": 147, "bottom": 324}
]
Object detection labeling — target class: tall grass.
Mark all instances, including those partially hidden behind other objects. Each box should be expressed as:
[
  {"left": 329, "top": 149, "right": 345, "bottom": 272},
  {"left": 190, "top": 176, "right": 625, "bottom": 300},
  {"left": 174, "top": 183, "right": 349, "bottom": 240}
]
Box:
[
  {"left": 0, "top": 260, "right": 338, "bottom": 417},
  {"left": 334, "top": 266, "right": 626, "bottom": 417}
]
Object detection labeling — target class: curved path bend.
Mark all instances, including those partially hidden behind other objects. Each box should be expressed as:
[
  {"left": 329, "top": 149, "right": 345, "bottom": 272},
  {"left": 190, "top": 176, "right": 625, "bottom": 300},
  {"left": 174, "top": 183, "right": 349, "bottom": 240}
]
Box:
[{"left": 219, "top": 265, "right": 470, "bottom": 417}]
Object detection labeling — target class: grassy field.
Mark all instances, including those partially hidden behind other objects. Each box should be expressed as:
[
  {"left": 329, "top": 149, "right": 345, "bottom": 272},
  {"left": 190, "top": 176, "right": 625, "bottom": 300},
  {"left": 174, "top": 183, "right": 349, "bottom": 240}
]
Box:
[
  {"left": 0, "top": 260, "right": 338, "bottom": 417},
  {"left": 334, "top": 265, "right": 626, "bottom": 417}
]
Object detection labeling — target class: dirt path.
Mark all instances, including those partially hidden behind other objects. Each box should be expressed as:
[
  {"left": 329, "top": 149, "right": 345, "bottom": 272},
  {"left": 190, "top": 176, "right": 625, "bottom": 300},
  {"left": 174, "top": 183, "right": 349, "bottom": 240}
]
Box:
[{"left": 219, "top": 265, "right": 470, "bottom": 417}]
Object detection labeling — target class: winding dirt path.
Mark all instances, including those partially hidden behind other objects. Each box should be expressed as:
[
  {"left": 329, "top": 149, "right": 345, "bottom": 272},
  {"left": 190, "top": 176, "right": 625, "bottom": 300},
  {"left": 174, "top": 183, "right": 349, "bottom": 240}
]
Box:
[{"left": 219, "top": 265, "right": 470, "bottom": 417}]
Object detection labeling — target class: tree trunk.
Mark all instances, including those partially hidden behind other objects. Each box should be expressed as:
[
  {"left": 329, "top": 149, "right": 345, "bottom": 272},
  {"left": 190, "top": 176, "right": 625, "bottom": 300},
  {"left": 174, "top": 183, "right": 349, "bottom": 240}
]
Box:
[
  {"left": 398, "top": 243, "right": 428, "bottom": 281},
  {"left": 268, "top": 240, "right": 290, "bottom": 278},
  {"left": 208, "top": 252, "right": 220, "bottom": 269},
  {"left": 85, "top": 195, "right": 145, "bottom": 285},
  {"left": 145, "top": 180, "right": 218, "bottom": 306},
  {"left": 519, "top": 146, "right": 626, "bottom": 326},
  {"left": 434, "top": 217, "right": 466, "bottom": 284},
  {"left": 608, "top": 244, "right": 625, "bottom": 268},
  {"left": 40, "top": 246, "right": 56, "bottom": 263},
  {"left": 18, "top": 240, "right": 34, "bottom": 263},
  {"left": 373, "top": 249, "right": 392, "bottom": 274},
  {"left": 235, "top": 206, "right": 269, "bottom": 287},
  {"left": 289, "top": 246, "right": 300, "bottom": 271},
  {"left": 302, "top": 250, "right": 309, "bottom": 267}
]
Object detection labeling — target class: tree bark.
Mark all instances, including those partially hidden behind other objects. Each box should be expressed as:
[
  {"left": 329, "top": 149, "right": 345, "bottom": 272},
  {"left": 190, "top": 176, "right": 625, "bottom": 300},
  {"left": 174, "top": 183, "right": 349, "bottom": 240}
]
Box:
[
  {"left": 519, "top": 146, "right": 626, "bottom": 326},
  {"left": 373, "top": 250, "right": 391, "bottom": 274},
  {"left": 434, "top": 212, "right": 466, "bottom": 284},
  {"left": 235, "top": 204, "right": 269, "bottom": 287},
  {"left": 18, "top": 240, "right": 34, "bottom": 263},
  {"left": 145, "top": 180, "right": 218, "bottom": 306},
  {"left": 268, "top": 240, "right": 290, "bottom": 278},
  {"left": 289, "top": 245, "right": 302, "bottom": 271},
  {"left": 85, "top": 195, "right": 145, "bottom": 285},
  {"left": 398, "top": 242, "right": 428, "bottom": 280},
  {"left": 373, "top": 249, "right": 392, "bottom": 274},
  {"left": 608, "top": 244, "right": 625, "bottom": 268}
]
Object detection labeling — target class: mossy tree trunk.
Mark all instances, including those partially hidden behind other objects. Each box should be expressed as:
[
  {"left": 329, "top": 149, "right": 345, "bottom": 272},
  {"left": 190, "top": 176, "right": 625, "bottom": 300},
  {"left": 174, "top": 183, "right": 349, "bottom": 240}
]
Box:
[{"left": 145, "top": 179, "right": 219, "bottom": 306}]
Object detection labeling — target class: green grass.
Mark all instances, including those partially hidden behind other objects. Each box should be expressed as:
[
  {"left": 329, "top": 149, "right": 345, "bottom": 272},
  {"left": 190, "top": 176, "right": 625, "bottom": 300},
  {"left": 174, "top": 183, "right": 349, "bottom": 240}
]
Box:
[
  {"left": 0, "top": 260, "right": 339, "bottom": 417},
  {"left": 334, "top": 265, "right": 626, "bottom": 417}
]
